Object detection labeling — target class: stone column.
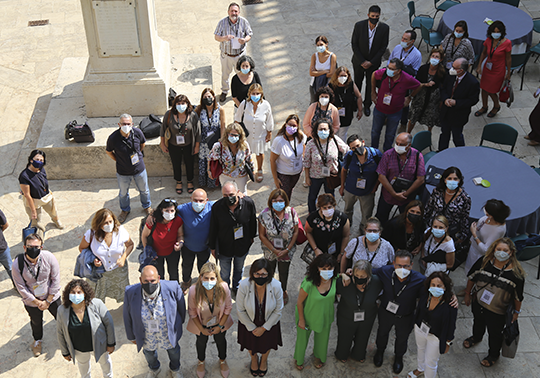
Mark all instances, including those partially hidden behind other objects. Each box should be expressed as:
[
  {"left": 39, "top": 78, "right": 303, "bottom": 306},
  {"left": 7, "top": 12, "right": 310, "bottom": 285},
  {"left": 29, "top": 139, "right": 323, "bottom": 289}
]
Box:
[{"left": 80, "top": 0, "right": 170, "bottom": 117}]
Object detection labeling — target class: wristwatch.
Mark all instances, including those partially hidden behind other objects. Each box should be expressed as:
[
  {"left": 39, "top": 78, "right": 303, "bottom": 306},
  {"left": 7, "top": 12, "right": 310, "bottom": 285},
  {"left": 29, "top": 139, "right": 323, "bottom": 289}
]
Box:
[
  {"left": 218, "top": 324, "right": 225, "bottom": 330},
  {"left": 514, "top": 309, "right": 522, "bottom": 314}
]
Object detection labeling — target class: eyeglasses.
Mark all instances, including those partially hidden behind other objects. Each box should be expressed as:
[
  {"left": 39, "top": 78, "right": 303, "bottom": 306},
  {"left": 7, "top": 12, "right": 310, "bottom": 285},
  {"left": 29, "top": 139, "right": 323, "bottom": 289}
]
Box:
[{"left": 395, "top": 264, "right": 411, "bottom": 269}]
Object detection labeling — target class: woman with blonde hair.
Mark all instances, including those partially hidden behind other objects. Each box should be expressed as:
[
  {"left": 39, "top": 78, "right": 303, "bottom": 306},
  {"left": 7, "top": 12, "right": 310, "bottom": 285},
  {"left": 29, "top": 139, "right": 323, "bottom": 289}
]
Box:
[
  {"left": 78, "top": 208, "right": 133, "bottom": 303},
  {"left": 187, "top": 262, "right": 233, "bottom": 378},
  {"left": 421, "top": 215, "right": 455, "bottom": 276},
  {"left": 234, "top": 83, "right": 274, "bottom": 183},
  {"left": 463, "top": 238, "right": 525, "bottom": 368},
  {"left": 208, "top": 122, "right": 254, "bottom": 194}
]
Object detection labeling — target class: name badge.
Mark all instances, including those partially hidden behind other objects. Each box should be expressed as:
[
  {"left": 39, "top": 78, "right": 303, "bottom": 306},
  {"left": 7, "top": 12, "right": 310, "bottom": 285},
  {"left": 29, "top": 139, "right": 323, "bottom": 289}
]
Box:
[
  {"left": 420, "top": 321, "right": 431, "bottom": 336},
  {"left": 148, "top": 319, "right": 159, "bottom": 332},
  {"left": 33, "top": 283, "right": 48, "bottom": 297},
  {"left": 386, "top": 301, "right": 399, "bottom": 314},
  {"left": 321, "top": 167, "right": 330, "bottom": 177},
  {"left": 356, "top": 178, "right": 366, "bottom": 189},
  {"left": 206, "top": 131, "right": 215, "bottom": 139},
  {"left": 485, "top": 62, "right": 493, "bottom": 70},
  {"left": 383, "top": 93, "right": 392, "bottom": 106},
  {"left": 273, "top": 238, "right": 284, "bottom": 249},
  {"left": 328, "top": 242, "right": 337, "bottom": 254},
  {"left": 176, "top": 135, "right": 185, "bottom": 144},
  {"left": 338, "top": 107, "right": 346, "bottom": 117},
  {"left": 390, "top": 176, "right": 397, "bottom": 185},
  {"left": 293, "top": 158, "right": 302, "bottom": 170},
  {"left": 354, "top": 311, "right": 365, "bottom": 322},
  {"left": 446, "top": 61, "right": 453, "bottom": 70},
  {"left": 234, "top": 226, "right": 244, "bottom": 240},
  {"left": 130, "top": 153, "right": 139, "bottom": 165},
  {"left": 480, "top": 289, "right": 495, "bottom": 305}
]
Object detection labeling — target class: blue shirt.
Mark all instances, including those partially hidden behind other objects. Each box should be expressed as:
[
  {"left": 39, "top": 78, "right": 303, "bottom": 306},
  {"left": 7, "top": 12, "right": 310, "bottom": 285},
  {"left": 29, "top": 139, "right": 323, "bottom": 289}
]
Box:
[
  {"left": 373, "top": 264, "right": 425, "bottom": 317},
  {"left": 342, "top": 147, "right": 382, "bottom": 196},
  {"left": 389, "top": 45, "right": 423, "bottom": 75},
  {"left": 177, "top": 201, "right": 215, "bottom": 252}
]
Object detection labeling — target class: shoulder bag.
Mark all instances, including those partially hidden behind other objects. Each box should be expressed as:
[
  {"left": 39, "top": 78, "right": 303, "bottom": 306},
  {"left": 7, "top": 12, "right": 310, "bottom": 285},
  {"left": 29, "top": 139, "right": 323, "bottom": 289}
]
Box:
[{"left": 237, "top": 101, "right": 250, "bottom": 137}]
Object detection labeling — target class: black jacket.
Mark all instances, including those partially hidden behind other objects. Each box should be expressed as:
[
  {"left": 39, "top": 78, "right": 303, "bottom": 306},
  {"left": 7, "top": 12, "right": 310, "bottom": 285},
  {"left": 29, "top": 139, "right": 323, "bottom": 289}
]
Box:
[
  {"left": 439, "top": 71, "right": 480, "bottom": 125},
  {"left": 351, "top": 19, "right": 390, "bottom": 67},
  {"left": 208, "top": 196, "right": 257, "bottom": 257}
]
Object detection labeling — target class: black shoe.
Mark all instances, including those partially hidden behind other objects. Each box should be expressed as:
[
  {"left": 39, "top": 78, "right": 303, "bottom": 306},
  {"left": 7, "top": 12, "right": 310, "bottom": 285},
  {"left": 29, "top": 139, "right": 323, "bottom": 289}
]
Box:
[
  {"left": 363, "top": 106, "right": 371, "bottom": 117},
  {"left": 373, "top": 350, "right": 384, "bottom": 367},
  {"left": 219, "top": 92, "right": 227, "bottom": 103},
  {"left": 393, "top": 355, "right": 404, "bottom": 374}
]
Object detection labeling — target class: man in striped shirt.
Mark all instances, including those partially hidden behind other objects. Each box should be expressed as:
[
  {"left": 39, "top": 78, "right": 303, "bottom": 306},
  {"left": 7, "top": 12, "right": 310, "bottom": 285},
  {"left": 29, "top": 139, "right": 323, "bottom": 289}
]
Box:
[{"left": 214, "top": 2, "right": 253, "bottom": 102}]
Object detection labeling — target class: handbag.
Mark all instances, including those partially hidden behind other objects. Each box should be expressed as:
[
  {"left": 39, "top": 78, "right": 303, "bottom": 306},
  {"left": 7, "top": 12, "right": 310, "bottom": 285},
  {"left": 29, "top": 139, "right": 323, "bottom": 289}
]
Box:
[
  {"left": 22, "top": 221, "right": 38, "bottom": 243},
  {"left": 138, "top": 114, "right": 162, "bottom": 139},
  {"left": 209, "top": 142, "right": 224, "bottom": 181},
  {"left": 391, "top": 151, "right": 419, "bottom": 193},
  {"left": 499, "top": 80, "right": 513, "bottom": 107},
  {"left": 323, "top": 137, "right": 344, "bottom": 190},
  {"left": 138, "top": 221, "right": 158, "bottom": 271},
  {"left": 300, "top": 244, "right": 317, "bottom": 264},
  {"left": 237, "top": 101, "right": 250, "bottom": 137},
  {"left": 244, "top": 161, "right": 255, "bottom": 182},
  {"left": 296, "top": 217, "right": 307, "bottom": 245},
  {"left": 64, "top": 120, "right": 95, "bottom": 143}
]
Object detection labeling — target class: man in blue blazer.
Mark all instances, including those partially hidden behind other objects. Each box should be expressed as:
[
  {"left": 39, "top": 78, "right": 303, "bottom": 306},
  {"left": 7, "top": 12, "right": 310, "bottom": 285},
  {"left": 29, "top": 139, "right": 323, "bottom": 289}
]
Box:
[{"left": 124, "top": 265, "right": 186, "bottom": 378}]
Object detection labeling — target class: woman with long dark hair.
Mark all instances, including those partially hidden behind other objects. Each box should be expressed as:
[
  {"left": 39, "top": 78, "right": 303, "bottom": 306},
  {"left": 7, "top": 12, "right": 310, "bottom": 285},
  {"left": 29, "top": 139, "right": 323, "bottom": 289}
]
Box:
[{"left": 382, "top": 199, "right": 425, "bottom": 255}]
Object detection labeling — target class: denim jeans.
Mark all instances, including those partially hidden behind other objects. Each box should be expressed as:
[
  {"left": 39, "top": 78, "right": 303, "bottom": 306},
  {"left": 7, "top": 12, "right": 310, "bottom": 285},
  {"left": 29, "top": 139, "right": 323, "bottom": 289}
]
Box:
[
  {"left": 0, "top": 247, "right": 12, "bottom": 280},
  {"left": 143, "top": 343, "right": 181, "bottom": 372},
  {"left": 308, "top": 177, "right": 334, "bottom": 214},
  {"left": 218, "top": 252, "right": 248, "bottom": 290},
  {"left": 116, "top": 169, "right": 151, "bottom": 212},
  {"left": 371, "top": 107, "right": 403, "bottom": 151}
]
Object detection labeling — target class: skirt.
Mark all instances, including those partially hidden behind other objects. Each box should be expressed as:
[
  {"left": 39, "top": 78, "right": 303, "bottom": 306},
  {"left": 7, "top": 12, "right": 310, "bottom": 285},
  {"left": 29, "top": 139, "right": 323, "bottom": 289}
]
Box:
[
  {"left": 89, "top": 262, "right": 129, "bottom": 303},
  {"left": 237, "top": 321, "right": 283, "bottom": 354}
]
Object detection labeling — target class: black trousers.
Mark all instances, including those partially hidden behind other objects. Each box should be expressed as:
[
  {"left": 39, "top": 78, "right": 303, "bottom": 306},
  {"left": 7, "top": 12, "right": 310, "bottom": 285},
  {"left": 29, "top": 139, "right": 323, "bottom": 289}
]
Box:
[
  {"left": 24, "top": 297, "right": 61, "bottom": 340},
  {"left": 181, "top": 245, "right": 211, "bottom": 284},
  {"left": 168, "top": 143, "right": 195, "bottom": 182},
  {"left": 375, "top": 307, "right": 415, "bottom": 357},
  {"left": 375, "top": 195, "right": 407, "bottom": 228},
  {"left": 156, "top": 250, "right": 181, "bottom": 281},
  {"left": 472, "top": 300, "right": 506, "bottom": 359},
  {"left": 352, "top": 62, "right": 379, "bottom": 107},
  {"left": 335, "top": 314, "right": 377, "bottom": 361},
  {"left": 196, "top": 331, "right": 227, "bottom": 361},
  {"left": 267, "top": 259, "right": 291, "bottom": 291}
]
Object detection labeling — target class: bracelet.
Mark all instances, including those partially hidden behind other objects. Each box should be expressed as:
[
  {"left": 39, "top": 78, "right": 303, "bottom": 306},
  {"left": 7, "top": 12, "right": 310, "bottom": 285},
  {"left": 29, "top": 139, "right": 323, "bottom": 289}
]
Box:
[
  {"left": 514, "top": 309, "right": 521, "bottom": 314},
  {"left": 446, "top": 340, "right": 453, "bottom": 346},
  {"left": 46, "top": 299, "right": 52, "bottom": 304}
]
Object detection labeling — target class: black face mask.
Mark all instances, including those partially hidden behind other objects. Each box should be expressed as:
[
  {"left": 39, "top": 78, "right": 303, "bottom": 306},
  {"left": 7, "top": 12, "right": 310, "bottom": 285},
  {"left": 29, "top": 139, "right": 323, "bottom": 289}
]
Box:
[
  {"left": 355, "top": 146, "right": 365, "bottom": 156},
  {"left": 26, "top": 246, "right": 41, "bottom": 259},
  {"left": 226, "top": 195, "right": 237, "bottom": 206},
  {"left": 407, "top": 213, "right": 422, "bottom": 224},
  {"left": 354, "top": 277, "right": 368, "bottom": 285},
  {"left": 142, "top": 282, "right": 159, "bottom": 295},
  {"left": 253, "top": 277, "right": 268, "bottom": 286},
  {"left": 203, "top": 97, "right": 214, "bottom": 106},
  {"left": 369, "top": 17, "right": 379, "bottom": 25}
]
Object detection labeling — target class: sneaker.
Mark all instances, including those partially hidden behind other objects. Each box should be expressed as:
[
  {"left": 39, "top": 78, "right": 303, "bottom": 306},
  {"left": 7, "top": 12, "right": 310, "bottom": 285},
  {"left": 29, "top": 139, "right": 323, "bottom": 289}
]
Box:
[
  {"left": 53, "top": 219, "right": 65, "bottom": 229},
  {"left": 144, "top": 207, "right": 154, "bottom": 216},
  {"left": 219, "top": 92, "right": 227, "bottom": 103},
  {"left": 145, "top": 367, "right": 161, "bottom": 378},
  {"left": 171, "top": 368, "right": 184, "bottom": 378},
  {"left": 118, "top": 210, "right": 130, "bottom": 224},
  {"left": 31, "top": 340, "right": 42, "bottom": 357}
]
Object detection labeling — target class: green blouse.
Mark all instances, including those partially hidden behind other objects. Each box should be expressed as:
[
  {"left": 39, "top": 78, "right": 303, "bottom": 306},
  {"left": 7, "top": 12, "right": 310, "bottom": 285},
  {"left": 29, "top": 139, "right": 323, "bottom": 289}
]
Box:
[{"left": 295, "top": 276, "right": 337, "bottom": 333}]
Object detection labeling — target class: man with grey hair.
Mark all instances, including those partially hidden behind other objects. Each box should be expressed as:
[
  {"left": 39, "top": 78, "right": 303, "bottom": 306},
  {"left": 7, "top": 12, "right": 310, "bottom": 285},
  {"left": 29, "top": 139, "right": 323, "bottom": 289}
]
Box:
[
  {"left": 438, "top": 57, "right": 480, "bottom": 151},
  {"left": 106, "top": 113, "right": 152, "bottom": 223},
  {"left": 208, "top": 181, "right": 257, "bottom": 295},
  {"left": 370, "top": 58, "right": 421, "bottom": 151}
]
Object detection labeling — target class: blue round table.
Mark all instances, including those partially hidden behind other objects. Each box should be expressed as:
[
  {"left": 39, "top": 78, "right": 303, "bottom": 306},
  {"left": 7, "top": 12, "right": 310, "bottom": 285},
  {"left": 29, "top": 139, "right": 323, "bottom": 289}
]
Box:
[
  {"left": 437, "top": 1, "right": 534, "bottom": 54},
  {"left": 425, "top": 146, "right": 540, "bottom": 237}
]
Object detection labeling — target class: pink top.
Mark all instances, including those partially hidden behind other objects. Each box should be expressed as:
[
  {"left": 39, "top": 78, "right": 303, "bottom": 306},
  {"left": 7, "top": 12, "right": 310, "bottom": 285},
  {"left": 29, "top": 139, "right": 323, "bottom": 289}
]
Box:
[
  {"left": 374, "top": 69, "right": 420, "bottom": 115},
  {"left": 186, "top": 281, "right": 234, "bottom": 335},
  {"left": 302, "top": 102, "right": 340, "bottom": 137}
]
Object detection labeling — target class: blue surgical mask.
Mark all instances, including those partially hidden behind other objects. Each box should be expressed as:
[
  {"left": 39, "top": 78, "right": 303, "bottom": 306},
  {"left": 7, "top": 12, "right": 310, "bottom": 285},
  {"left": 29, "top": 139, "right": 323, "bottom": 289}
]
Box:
[
  {"left": 454, "top": 31, "right": 464, "bottom": 39},
  {"left": 228, "top": 135, "right": 240, "bottom": 144},
  {"left": 428, "top": 287, "right": 445, "bottom": 297},
  {"left": 202, "top": 280, "right": 217, "bottom": 290},
  {"left": 494, "top": 250, "right": 510, "bottom": 262},
  {"left": 69, "top": 293, "right": 85, "bottom": 305},
  {"left": 272, "top": 201, "right": 285, "bottom": 212},
  {"left": 430, "top": 58, "right": 440, "bottom": 66},
  {"left": 318, "top": 130, "right": 330, "bottom": 140},
  {"left": 240, "top": 68, "right": 250, "bottom": 75},
  {"left": 386, "top": 68, "right": 395, "bottom": 77},
  {"left": 492, "top": 32, "right": 501, "bottom": 40},
  {"left": 316, "top": 45, "right": 326, "bottom": 53},
  {"left": 31, "top": 160, "right": 44, "bottom": 169},
  {"left": 400, "top": 41, "right": 409, "bottom": 49},
  {"left": 432, "top": 228, "right": 446, "bottom": 238},
  {"left": 365, "top": 232, "right": 380, "bottom": 243},
  {"left": 320, "top": 269, "right": 334, "bottom": 280},
  {"left": 251, "top": 94, "right": 261, "bottom": 103},
  {"left": 192, "top": 202, "right": 205, "bottom": 213},
  {"left": 176, "top": 104, "right": 187, "bottom": 113},
  {"left": 446, "top": 180, "right": 459, "bottom": 190}
]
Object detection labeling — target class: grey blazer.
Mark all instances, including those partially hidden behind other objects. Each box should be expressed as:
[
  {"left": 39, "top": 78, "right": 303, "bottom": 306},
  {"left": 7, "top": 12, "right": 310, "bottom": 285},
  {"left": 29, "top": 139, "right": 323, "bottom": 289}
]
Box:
[
  {"left": 57, "top": 298, "right": 115, "bottom": 363},
  {"left": 236, "top": 277, "right": 283, "bottom": 332}
]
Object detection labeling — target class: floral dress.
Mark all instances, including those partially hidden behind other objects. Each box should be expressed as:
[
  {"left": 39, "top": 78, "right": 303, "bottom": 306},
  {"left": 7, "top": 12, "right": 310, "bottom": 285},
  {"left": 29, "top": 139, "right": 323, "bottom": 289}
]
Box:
[
  {"left": 258, "top": 206, "right": 299, "bottom": 262},
  {"left": 424, "top": 187, "right": 471, "bottom": 241},
  {"left": 209, "top": 141, "right": 253, "bottom": 178},
  {"left": 199, "top": 106, "right": 221, "bottom": 188}
]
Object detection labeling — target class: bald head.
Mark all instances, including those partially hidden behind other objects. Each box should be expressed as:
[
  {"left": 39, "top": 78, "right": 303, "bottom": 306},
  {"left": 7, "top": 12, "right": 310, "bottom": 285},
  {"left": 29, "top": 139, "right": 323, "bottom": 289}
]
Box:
[
  {"left": 396, "top": 132, "right": 412, "bottom": 145},
  {"left": 192, "top": 188, "right": 207, "bottom": 201},
  {"left": 452, "top": 58, "right": 468, "bottom": 76},
  {"left": 140, "top": 265, "right": 159, "bottom": 284}
]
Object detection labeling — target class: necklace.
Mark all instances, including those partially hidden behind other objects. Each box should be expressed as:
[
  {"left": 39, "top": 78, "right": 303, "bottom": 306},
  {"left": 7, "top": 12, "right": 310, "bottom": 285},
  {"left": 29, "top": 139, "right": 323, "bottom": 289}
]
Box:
[{"left": 445, "top": 189, "right": 456, "bottom": 195}]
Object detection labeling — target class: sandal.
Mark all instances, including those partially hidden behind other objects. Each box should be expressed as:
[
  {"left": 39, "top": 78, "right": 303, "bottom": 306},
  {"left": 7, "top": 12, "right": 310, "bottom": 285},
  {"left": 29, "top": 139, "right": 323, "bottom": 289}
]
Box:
[
  {"left": 487, "top": 106, "right": 500, "bottom": 118},
  {"left": 187, "top": 181, "right": 195, "bottom": 194},
  {"left": 256, "top": 170, "right": 263, "bottom": 183},
  {"left": 407, "top": 370, "right": 424, "bottom": 378},
  {"left": 176, "top": 182, "right": 183, "bottom": 194},
  {"left": 313, "top": 357, "right": 325, "bottom": 369},
  {"left": 463, "top": 336, "right": 478, "bottom": 349},
  {"left": 283, "top": 291, "right": 289, "bottom": 306},
  {"left": 474, "top": 107, "right": 488, "bottom": 117},
  {"left": 295, "top": 362, "right": 304, "bottom": 371},
  {"left": 480, "top": 355, "right": 498, "bottom": 367}
]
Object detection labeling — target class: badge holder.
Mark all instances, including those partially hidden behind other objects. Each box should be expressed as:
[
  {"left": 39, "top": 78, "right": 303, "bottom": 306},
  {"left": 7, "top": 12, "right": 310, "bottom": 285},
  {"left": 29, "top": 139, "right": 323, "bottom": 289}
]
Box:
[
  {"left": 354, "top": 311, "right": 365, "bottom": 322},
  {"left": 386, "top": 301, "right": 399, "bottom": 314}
]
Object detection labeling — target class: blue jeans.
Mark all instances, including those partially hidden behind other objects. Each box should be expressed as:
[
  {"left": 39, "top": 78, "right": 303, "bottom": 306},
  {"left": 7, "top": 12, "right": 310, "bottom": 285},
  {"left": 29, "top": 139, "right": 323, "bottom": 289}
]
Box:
[
  {"left": 143, "top": 343, "right": 181, "bottom": 372},
  {"left": 116, "top": 169, "right": 151, "bottom": 212},
  {"left": 218, "top": 252, "right": 248, "bottom": 290},
  {"left": 308, "top": 177, "right": 334, "bottom": 214},
  {"left": 0, "top": 247, "right": 12, "bottom": 280},
  {"left": 371, "top": 107, "right": 403, "bottom": 151}
]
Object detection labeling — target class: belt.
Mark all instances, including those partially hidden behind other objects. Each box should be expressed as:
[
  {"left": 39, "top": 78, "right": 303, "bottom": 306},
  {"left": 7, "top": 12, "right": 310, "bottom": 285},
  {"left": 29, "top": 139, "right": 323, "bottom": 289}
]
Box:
[
  {"left": 224, "top": 52, "right": 241, "bottom": 57},
  {"left": 202, "top": 324, "right": 219, "bottom": 329}
]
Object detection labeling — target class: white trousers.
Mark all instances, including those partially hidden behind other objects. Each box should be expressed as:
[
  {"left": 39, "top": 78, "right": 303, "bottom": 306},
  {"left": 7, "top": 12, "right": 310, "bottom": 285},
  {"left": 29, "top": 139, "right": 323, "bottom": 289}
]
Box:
[
  {"left": 414, "top": 324, "right": 440, "bottom": 378},
  {"left": 220, "top": 51, "right": 243, "bottom": 93},
  {"left": 335, "top": 126, "right": 349, "bottom": 142},
  {"left": 74, "top": 350, "right": 113, "bottom": 378},
  {"left": 219, "top": 173, "right": 249, "bottom": 195}
]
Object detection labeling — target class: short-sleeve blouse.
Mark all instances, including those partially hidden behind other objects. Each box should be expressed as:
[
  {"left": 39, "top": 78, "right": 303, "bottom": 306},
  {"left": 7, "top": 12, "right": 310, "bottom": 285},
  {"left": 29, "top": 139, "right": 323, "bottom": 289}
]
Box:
[
  {"left": 258, "top": 206, "right": 299, "bottom": 261},
  {"left": 303, "top": 137, "right": 349, "bottom": 178},
  {"left": 84, "top": 226, "right": 129, "bottom": 271},
  {"left": 344, "top": 236, "right": 395, "bottom": 269},
  {"left": 209, "top": 141, "right": 252, "bottom": 178}
]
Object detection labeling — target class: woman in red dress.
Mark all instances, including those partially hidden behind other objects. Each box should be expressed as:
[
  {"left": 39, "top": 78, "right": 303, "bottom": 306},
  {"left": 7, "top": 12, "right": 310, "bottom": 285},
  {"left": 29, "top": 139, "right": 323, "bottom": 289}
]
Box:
[{"left": 475, "top": 21, "right": 512, "bottom": 118}]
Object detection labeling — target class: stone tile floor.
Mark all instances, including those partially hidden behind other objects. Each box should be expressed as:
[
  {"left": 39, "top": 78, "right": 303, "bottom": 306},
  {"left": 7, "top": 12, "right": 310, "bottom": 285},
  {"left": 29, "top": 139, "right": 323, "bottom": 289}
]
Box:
[{"left": 1, "top": 0, "right": 540, "bottom": 377}]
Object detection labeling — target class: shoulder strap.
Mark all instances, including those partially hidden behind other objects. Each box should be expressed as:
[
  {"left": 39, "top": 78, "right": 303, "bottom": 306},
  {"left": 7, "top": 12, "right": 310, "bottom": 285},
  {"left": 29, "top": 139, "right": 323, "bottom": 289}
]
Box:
[{"left": 17, "top": 254, "right": 27, "bottom": 285}]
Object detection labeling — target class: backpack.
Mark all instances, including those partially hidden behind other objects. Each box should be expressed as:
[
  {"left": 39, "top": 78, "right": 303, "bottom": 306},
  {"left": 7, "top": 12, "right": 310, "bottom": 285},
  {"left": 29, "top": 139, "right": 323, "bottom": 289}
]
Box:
[
  {"left": 16, "top": 254, "right": 27, "bottom": 286},
  {"left": 137, "top": 114, "right": 162, "bottom": 139},
  {"left": 64, "top": 120, "right": 95, "bottom": 143}
]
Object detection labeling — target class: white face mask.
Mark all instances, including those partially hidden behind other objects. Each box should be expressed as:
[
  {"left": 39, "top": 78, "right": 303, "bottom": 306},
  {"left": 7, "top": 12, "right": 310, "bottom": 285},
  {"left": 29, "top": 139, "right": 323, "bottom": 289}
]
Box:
[
  {"left": 337, "top": 76, "right": 348, "bottom": 85},
  {"left": 394, "top": 145, "right": 407, "bottom": 155},
  {"left": 395, "top": 267, "right": 410, "bottom": 279},
  {"left": 163, "top": 211, "right": 175, "bottom": 221},
  {"left": 322, "top": 208, "right": 335, "bottom": 218},
  {"left": 121, "top": 125, "right": 132, "bottom": 134},
  {"left": 102, "top": 223, "right": 114, "bottom": 233},
  {"left": 319, "top": 97, "right": 330, "bottom": 106},
  {"left": 449, "top": 67, "right": 458, "bottom": 76}
]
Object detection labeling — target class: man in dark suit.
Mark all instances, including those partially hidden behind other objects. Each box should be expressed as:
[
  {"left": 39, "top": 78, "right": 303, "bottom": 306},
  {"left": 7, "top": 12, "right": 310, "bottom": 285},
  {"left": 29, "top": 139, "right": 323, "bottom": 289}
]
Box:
[
  {"left": 351, "top": 5, "right": 390, "bottom": 117},
  {"left": 438, "top": 58, "right": 480, "bottom": 151}
]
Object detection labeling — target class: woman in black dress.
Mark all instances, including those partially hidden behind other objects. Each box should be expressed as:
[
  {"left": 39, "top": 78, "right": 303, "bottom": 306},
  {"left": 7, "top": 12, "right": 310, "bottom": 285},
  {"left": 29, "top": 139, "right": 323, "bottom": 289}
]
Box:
[
  {"left": 382, "top": 199, "right": 425, "bottom": 255},
  {"left": 231, "top": 55, "right": 262, "bottom": 108},
  {"left": 329, "top": 66, "right": 363, "bottom": 141}
]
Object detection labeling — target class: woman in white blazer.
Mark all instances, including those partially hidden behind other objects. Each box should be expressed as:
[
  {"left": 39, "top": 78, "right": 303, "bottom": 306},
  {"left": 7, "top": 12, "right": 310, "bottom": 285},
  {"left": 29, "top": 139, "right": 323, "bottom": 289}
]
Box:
[
  {"left": 236, "top": 258, "right": 283, "bottom": 377},
  {"left": 57, "top": 279, "right": 115, "bottom": 378}
]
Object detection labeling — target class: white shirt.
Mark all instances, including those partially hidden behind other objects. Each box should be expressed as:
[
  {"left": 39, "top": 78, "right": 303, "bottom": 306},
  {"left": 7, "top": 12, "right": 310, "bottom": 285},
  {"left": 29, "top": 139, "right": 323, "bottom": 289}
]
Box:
[
  {"left": 84, "top": 226, "right": 129, "bottom": 271},
  {"left": 423, "top": 232, "right": 455, "bottom": 276},
  {"left": 271, "top": 135, "right": 307, "bottom": 175},
  {"left": 368, "top": 22, "right": 378, "bottom": 50}
]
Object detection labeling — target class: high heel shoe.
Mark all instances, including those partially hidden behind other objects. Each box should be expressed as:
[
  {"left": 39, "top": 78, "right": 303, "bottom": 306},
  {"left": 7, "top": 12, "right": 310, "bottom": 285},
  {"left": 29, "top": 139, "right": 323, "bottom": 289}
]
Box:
[
  {"left": 196, "top": 361, "right": 206, "bottom": 378},
  {"left": 220, "top": 360, "right": 230, "bottom": 378}
]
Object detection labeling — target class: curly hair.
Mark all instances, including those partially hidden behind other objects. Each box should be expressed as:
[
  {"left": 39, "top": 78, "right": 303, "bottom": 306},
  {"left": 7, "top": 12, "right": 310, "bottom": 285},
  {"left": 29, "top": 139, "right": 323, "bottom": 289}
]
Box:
[
  {"left": 424, "top": 271, "right": 453, "bottom": 303},
  {"left": 306, "top": 253, "right": 337, "bottom": 287},
  {"left": 62, "top": 279, "right": 94, "bottom": 308}
]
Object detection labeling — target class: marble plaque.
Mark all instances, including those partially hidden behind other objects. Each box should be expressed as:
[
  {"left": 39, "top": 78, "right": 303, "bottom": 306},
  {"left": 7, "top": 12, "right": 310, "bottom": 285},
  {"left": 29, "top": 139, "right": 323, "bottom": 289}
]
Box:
[{"left": 92, "top": 0, "right": 141, "bottom": 57}]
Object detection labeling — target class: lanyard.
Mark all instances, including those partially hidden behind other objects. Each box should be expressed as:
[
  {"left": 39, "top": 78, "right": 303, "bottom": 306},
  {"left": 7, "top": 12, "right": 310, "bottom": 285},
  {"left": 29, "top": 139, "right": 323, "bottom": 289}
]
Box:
[
  {"left": 271, "top": 210, "right": 285, "bottom": 234},
  {"left": 24, "top": 258, "right": 41, "bottom": 280},
  {"left": 364, "top": 237, "right": 381, "bottom": 263},
  {"left": 144, "top": 296, "right": 158, "bottom": 319},
  {"left": 228, "top": 200, "right": 242, "bottom": 223},
  {"left": 426, "top": 234, "right": 445, "bottom": 258},
  {"left": 122, "top": 132, "right": 137, "bottom": 154},
  {"left": 400, "top": 47, "right": 413, "bottom": 62},
  {"left": 316, "top": 139, "right": 331, "bottom": 166},
  {"left": 356, "top": 289, "right": 366, "bottom": 310},
  {"left": 391, "top": 271, "right": 409, "bottom": 299},
  {"left": 488, "top": 39, "right": 502, "bottom": 61},
  {"left": 204, "top": 288, "right": 216, "bottom": 315},
  {"left": 387, "top": 77, "right": 399, "bottom": 92},
  {"left": 229, "top": 146, "right": 237, "bottom": 168},
  {"left": 286, "top": 135, "right": 298, "bottom": 157},
  {"left": 356, "top": 148, "right": 371, "bottom": 176},
  {"left": 395, "top": 152, "right": 410, "bottom": 175},
  {"left": 449, "top": 36, "right": 463, "bottom": 59}
]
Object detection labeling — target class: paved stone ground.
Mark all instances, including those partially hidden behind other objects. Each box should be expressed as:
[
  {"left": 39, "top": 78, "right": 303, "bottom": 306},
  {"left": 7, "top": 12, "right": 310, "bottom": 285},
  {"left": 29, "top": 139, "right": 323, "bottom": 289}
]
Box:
[{"left": 1, "top": 0, "right": 540, "bottom": 377}]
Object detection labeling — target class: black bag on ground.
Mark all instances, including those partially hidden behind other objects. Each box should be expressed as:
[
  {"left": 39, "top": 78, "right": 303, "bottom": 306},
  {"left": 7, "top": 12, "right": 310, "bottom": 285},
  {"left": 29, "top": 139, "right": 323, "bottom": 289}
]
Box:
[
  {"left": 168, "top": 88, "right": 177, "bottom": 107},
  {"left": 64, "top": 120, "right": 95, "bottom": 143},
  {"left": 138, "top": 114, "right": 162, "bottom": 139}
]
